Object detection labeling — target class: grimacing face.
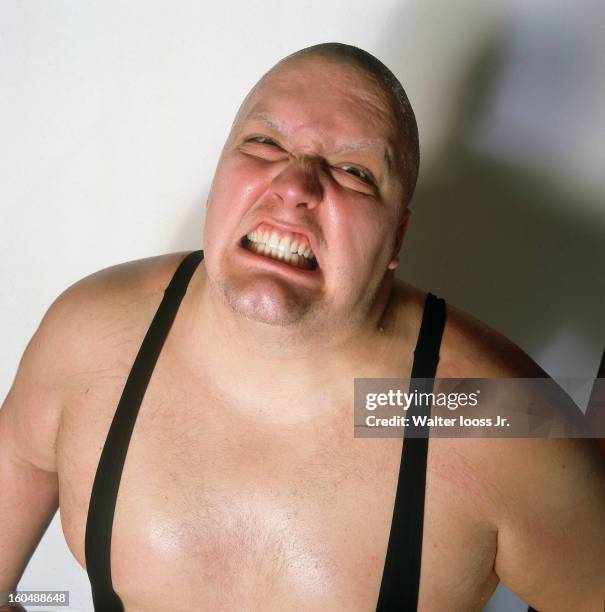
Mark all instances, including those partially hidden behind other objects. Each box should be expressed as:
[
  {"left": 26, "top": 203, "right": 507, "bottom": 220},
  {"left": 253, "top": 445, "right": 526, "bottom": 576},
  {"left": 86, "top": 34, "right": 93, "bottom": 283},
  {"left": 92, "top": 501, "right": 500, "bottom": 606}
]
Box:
[{"left": 202, "top": 55, "right": 411, "bottom": 332}]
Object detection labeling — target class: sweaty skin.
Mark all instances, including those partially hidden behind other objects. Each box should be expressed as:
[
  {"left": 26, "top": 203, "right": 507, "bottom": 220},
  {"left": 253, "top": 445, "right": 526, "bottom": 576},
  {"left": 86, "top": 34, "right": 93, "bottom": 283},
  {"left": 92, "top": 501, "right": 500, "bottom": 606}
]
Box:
[{"left": 1, "top": 54, "right": 605, "bottom": 612}]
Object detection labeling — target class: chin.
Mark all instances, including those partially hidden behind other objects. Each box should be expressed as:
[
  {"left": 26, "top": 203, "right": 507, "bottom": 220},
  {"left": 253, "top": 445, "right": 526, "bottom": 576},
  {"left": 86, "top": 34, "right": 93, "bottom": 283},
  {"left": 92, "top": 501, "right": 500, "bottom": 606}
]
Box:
[{"left": 221, "top": 280, "right": 313, "bottom": 327}]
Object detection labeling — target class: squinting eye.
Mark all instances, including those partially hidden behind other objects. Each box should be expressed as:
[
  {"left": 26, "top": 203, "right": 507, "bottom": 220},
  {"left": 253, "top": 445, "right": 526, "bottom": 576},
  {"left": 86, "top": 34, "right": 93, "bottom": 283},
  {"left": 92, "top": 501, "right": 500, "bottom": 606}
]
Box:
[
  {"left": 248, "top": 135, "right": 279, "bottom": 146},
  {"left": 340, "top": 164, "right": 373, "bottom": 184}
]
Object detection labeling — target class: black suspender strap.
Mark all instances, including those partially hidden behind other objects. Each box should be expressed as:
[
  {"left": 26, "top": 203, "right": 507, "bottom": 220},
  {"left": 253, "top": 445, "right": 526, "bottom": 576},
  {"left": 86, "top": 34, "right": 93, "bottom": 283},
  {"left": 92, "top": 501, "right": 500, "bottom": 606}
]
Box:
[
  {"left": 376, "top": 292, "right": 447, "bottom": 612},
  {"left": 84, "top": 250, "right": 204, "bottom": 612}
]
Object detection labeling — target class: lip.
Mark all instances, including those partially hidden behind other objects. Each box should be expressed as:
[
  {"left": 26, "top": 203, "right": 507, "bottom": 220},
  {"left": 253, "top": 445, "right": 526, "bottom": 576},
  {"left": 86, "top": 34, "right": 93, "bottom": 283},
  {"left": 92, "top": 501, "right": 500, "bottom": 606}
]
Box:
[
  {"left": 236, "top": 238, "right": 323, "bottom": 284},
  {"left": 242, "top": 218, "right": 321, "bottom": 267}
]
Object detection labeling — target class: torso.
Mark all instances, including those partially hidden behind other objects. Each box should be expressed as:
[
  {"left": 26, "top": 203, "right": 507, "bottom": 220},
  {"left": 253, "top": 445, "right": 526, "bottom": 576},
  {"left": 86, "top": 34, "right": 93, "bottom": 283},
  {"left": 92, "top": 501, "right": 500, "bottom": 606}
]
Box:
[{"left": 55, "top": 253, "right": 505, "bottom": 611}]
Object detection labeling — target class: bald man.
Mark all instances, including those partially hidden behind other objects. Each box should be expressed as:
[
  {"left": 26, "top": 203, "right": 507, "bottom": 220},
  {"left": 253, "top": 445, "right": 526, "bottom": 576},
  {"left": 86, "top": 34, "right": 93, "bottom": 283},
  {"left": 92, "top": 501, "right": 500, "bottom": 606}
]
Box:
[{"left": 1, "top": 44, "right": 604, "bottom": 612}]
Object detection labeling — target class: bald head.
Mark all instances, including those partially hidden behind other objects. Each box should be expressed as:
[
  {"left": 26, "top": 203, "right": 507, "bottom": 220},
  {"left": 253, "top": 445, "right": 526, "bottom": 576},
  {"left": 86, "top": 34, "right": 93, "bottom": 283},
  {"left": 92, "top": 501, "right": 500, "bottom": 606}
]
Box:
[{"left": 234, "top": 43, "right": 420, "bottom": 205}]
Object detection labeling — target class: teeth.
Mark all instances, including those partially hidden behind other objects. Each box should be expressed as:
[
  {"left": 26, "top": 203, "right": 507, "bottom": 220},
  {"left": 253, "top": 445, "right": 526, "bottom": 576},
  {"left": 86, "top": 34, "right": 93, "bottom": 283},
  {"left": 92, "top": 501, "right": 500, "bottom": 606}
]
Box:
[
  {"left": 244, "top": 227, "right": 317, "bottom": 269},
  {"left": 279, "top": 237, "right": 290, "bottom": 256}
]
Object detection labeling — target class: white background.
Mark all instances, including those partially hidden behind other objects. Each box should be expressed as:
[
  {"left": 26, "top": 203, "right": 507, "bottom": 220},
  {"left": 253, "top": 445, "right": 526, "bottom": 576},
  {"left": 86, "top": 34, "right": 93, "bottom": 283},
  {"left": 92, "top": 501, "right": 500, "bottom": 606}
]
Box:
[{"left": 2, "top": 1, "right": 604, "bottom": 610}]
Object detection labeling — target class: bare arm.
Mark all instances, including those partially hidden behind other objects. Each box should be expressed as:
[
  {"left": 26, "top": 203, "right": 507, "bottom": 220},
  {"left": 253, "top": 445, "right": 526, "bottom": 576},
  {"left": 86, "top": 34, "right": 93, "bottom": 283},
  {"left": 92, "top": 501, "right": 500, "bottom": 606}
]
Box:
[
  {"left": 0, "top": 252, "right": 186, "bottom": 606},
  {"left": 439, "top": 306, "right": 605, "bottom": 609},
  {"left": 0, "top": 436, "right": 58, "bottom": 605},
  {"left": 492, "top": 437, "right": 605, "bottom": 611},
  {"left": 0, "top": 302, "right": 65, "bottom": 597}
]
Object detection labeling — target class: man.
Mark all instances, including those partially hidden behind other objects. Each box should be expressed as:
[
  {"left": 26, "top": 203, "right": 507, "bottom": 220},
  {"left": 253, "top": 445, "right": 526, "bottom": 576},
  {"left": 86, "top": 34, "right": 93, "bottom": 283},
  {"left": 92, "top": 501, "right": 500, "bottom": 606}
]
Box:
[{"left": 1, "top": 43, "right": 604, "bottom": 611}]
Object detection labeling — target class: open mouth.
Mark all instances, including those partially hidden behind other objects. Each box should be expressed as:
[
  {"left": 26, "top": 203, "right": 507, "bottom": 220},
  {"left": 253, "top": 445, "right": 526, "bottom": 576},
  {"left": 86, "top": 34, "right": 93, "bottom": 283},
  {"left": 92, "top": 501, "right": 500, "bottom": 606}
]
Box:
[{"left": 241, "top": 224, "right": 319, "bottom": 271}]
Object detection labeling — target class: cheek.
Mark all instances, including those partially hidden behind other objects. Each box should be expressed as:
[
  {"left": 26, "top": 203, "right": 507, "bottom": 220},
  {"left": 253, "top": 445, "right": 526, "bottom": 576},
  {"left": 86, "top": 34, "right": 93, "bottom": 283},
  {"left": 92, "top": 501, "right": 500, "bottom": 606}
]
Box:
[
  {"left": 213, "top": 155, "right": 272, "bottom": 205},
  {"left": 326, "top": 212, "right": 396, "bottom": 299},
  {"left": 319, "top": 210, "right": 388, "bottom": 297},
  {"left": 327, "top": 202, "right": 388, "bottom": 265},
  {"left": 205, "top": 157, "right": 271, "bottom": 239}
]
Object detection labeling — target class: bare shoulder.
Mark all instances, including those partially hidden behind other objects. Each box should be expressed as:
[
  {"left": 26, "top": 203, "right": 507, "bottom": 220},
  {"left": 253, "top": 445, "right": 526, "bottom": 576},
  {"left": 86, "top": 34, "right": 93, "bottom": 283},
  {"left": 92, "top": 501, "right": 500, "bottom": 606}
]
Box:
[
  {"left": 27, "top": 251, "right": 195, "bottom": 378},
  {"left": 57, "top": 250, "right": 194, "bottom": 307},
  {"left": 437, "top": 299, "right": 547, "bottom": 378},
  {"left": 390, "top": 280, "right": 545, "bottom": 377},
  {"left": 0, "top": 251, "right": 194, "bottom": 472},
  {"left": 403, "top": 291, "right": 605, "bottom": 607},
  {"left": 49, "top": 250, "right": 192, "bottom": 336}
]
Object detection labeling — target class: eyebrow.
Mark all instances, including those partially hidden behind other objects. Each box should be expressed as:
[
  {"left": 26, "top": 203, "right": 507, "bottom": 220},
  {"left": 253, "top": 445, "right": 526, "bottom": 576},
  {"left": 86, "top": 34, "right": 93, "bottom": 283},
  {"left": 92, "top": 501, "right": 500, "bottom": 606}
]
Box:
[
  {"left": 332, "top": 141, "right": 394, "bottom": 174},
  {"left": 243, "top": 111, "right": 394, "bottom": 176},
  {"left": 245, "top": 112, "right": 285, "bottom": 136}
]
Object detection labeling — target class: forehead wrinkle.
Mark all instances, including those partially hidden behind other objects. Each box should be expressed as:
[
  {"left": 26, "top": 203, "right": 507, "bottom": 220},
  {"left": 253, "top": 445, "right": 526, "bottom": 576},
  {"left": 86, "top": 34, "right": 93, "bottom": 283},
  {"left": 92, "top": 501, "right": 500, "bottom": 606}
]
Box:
[{"left": 241, "top": 110, "right": 394, "bottom": 175}]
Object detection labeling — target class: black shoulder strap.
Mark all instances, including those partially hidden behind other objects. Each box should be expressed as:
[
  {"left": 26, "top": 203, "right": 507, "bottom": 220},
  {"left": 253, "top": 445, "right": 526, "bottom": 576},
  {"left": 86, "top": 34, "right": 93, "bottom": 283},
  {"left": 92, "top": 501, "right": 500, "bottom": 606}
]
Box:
[
  {"left": 85, "top": 250, "right": 204, "bottom": 612},
  {"left": 376, "top": 292, "right": 446, "bottom": 612}
]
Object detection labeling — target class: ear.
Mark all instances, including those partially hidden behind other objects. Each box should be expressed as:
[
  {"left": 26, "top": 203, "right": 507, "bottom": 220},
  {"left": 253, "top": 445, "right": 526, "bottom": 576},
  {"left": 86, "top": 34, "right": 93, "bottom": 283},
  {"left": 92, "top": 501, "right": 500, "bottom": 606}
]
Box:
[{"left": 387, "top": 208, "right": 412, "bottom": 270}]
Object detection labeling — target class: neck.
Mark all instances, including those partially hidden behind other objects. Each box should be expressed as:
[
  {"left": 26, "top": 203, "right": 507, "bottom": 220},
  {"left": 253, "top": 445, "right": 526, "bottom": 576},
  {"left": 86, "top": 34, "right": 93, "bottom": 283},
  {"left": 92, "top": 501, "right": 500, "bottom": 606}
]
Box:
[{"left": 179, "top": 264, "right": 402, "bottom": 423}]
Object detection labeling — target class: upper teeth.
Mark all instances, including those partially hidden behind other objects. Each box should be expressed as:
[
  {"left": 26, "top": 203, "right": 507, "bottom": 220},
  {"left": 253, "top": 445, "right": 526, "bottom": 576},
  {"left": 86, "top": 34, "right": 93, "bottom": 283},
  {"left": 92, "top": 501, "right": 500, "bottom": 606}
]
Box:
[{"left": 246, "top": 230, "right": 314, "bottom": 260}]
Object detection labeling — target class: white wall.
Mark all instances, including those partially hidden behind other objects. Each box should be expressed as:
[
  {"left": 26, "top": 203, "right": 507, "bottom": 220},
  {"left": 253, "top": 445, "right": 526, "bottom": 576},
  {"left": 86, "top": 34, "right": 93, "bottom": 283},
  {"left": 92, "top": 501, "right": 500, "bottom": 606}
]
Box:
[{"left": 2, "top": 1, "right": 603, "bottom": 610}]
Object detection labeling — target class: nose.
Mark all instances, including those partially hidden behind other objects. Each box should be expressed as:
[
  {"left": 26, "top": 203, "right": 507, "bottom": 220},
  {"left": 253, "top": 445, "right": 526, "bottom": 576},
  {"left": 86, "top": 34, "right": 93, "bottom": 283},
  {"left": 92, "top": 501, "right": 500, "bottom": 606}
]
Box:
[{"left": 270, "top": 158, "right": 323, "bottom": 210}]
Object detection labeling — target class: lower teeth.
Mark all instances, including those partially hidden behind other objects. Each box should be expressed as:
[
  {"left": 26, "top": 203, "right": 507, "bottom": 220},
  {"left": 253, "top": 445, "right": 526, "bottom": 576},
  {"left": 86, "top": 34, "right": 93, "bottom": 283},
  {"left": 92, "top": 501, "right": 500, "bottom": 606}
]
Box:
[{"left": 243, "top": 238, "right": 316, "bottom": 270}]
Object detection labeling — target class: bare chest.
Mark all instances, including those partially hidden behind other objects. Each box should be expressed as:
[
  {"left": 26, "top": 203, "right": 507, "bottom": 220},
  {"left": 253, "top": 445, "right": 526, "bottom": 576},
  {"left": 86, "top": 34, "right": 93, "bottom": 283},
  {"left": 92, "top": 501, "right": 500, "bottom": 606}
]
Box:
[{"left": 56, "top": 349, "right": 499, "bottom": 611}]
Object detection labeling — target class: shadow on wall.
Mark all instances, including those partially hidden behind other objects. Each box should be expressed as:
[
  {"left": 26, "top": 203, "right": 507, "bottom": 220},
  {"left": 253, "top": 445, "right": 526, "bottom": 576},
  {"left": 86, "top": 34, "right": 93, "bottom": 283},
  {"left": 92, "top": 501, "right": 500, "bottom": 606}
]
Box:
[
  {"left": 380, "top": 0, "right": 605, "bottom": 374},
  {"left": 378, "top": 1, "right": 604, "bottom": 610}
]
